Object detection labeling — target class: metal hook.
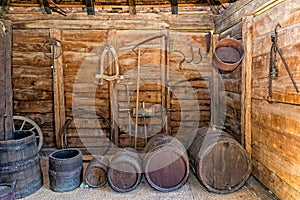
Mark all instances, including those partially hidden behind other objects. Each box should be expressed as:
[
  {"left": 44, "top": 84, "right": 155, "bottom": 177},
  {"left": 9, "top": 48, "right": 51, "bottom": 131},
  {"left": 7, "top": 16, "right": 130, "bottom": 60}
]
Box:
[
  {"left": 169, "top": 49, "right": 186, "bottom": 70},
  {"left": 185, "top": 46, "right": 194, "bottom": 63},
  {"left": 274, "top": 23, "right": 281, "bottom": 36},
  {"left": 193, "top": 48, "right": 203, "bottom": 65}
]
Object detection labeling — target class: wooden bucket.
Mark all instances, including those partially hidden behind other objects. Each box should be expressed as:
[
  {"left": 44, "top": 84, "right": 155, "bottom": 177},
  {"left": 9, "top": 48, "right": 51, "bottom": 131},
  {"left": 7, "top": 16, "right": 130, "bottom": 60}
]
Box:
[
  {"left": 0, "top": 180, "right": 16, "bottom": 200},
  {"left": 107, "top": 148, "right": 142, "bottom": 192},
  {"left": 188, "top": 127, "right": 251, "bottom": 194},
  {"left": 84, "top": 156, "right": 109, "bottom": 188},
  {"left": 0, "top": 131, "right": 43, "bottom": 199},
  {"left": 212, "top": 38, "right": 244, "bottom": 72},
  {"left": 143, "top": 134, "right": 189, "bottom": 192},
  {"left": 49, "top": 148, "right": 83, "bottom": 192}
]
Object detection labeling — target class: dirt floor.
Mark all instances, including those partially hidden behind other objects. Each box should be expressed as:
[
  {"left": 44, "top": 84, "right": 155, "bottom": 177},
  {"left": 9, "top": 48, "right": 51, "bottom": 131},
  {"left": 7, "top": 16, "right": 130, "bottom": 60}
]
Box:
[{"left": 20, "top": 157, "right": 259, "bottom": 200}]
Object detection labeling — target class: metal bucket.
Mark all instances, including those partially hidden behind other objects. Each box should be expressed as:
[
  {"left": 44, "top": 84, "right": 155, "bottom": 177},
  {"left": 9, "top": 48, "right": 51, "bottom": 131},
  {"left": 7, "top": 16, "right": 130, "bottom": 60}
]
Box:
[
  {"left": 0, "top": 131, "right": 43, "bottom": 199},
  {"left": 212, "top": 38, "right": 244, "bottom": 72},
  {"left": 0, "top": 180, "right": 16, "bottom": 200},
  {"left": 49, "top": 148, "right": 83, "bottom": 192}
]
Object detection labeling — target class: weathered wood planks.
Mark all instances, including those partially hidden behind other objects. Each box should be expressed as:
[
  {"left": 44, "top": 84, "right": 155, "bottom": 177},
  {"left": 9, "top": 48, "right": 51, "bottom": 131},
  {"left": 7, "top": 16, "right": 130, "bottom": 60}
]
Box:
[
  {"left": 0, "top": 20, "right": 13, "bottom": 140},
  {"left": 247, "top": 1, "right": 300, "bottom": 198}
]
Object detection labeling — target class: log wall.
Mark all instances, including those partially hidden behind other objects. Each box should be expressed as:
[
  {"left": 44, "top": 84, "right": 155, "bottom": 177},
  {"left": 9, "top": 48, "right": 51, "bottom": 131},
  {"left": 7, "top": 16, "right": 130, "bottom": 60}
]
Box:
[
  {"left": 8, "top": 13, "right": 215, "bottom": 152},
  {"left": 250, "top": 0, "right": 300, "bottom": 199},
  {"left": 216, "top": 0, "right": 300, "bottom": 199}
]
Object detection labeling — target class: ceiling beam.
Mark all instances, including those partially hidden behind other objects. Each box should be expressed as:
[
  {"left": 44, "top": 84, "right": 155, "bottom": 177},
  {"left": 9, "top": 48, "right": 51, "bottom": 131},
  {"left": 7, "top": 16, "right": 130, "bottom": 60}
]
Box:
[
  {"left": 38, "top": 0, "right": 52, "bottom": 14},
  {"left": 128, "top": 0, "right": 136, "bottom": 15},
  {"left": 85, "top": 0, "right": 95, "bottom": 15},
  {"left": 171, "top": 0, "right": 178, "bottom": 14}
]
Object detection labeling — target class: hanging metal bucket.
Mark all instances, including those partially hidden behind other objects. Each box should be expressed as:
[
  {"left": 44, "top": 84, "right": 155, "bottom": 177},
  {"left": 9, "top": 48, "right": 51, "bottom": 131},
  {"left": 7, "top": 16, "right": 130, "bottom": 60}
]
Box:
[{"left": 212, "top": 38, "right": 244, "bottom": 72}]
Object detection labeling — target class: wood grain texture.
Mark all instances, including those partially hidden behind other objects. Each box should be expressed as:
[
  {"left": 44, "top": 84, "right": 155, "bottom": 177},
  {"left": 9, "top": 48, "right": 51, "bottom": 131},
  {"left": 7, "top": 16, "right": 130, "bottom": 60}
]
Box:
[{"left": 241, "top": 15, "right": 253, "bottom": 154}]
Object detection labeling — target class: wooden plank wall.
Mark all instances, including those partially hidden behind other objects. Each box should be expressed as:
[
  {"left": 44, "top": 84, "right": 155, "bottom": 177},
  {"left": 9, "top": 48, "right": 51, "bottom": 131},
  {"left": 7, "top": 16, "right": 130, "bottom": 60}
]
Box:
[
  {"left": 216, "top": 0, "right": 300, "bottom": 199},
  {"left": 251, "top": 0, "right": 300, "bottom": 199},
  {"left": 12, "top": 28, "right": 56, "bottom": 147},
  {"left": 8, "top": 13, "right": 215, "bottom": 152},
  {"left": 214, "top": 0, "right": 286, "bottom": 143}
]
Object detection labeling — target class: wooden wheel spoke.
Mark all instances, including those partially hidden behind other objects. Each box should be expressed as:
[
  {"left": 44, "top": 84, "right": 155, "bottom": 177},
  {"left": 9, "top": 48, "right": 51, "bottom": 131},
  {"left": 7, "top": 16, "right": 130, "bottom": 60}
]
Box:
[
  {"left": 20, "top": 120, "right": 26, "bottom": 130},
  {"left": 13, "top": 116, "right": 44, "bottom": 152}
]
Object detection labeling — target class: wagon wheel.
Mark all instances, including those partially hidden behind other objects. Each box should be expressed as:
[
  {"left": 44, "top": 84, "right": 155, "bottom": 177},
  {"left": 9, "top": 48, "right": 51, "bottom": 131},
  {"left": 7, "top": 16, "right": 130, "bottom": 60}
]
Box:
[{"left": 13, "top": 116, "right": 44, "bottom": 152}]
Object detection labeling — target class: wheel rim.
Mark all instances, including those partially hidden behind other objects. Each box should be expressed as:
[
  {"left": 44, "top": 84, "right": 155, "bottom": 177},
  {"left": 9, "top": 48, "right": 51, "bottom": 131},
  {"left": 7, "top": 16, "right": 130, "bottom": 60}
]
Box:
[{"left": 13, "top": 116, "right": 44, "bottom": 152}]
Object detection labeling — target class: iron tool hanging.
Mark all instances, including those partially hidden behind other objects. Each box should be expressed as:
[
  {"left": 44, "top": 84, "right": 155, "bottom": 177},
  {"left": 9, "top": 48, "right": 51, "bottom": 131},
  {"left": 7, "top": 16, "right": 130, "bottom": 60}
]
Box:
[{"left": 268, "top": 23, "right": 299, "bottom": 102}]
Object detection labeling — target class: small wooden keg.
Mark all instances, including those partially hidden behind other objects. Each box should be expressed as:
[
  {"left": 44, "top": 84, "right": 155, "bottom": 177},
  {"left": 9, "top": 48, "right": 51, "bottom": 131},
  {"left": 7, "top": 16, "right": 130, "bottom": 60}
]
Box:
[
  {"left": 107, "top": 148, "right": 142, "bottom": 193},
  {"left": 84, "top": 156, "right": 109, "bottom": 188}
]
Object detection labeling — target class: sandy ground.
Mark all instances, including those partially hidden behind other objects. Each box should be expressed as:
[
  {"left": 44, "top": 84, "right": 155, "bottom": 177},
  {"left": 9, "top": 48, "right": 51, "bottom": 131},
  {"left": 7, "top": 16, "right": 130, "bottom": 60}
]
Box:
[{"left": 20, "top": 157, "right": 259, "bottom": 200}]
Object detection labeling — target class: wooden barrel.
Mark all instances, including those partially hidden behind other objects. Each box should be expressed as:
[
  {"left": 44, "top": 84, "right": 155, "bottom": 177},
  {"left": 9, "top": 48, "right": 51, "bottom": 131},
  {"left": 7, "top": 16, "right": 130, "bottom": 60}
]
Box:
[
  {"left": 143, "top": 134, "right": 189, "bottom": 192},
  {"left": 84, "top": 156, "right": 109, "bottom": 188},
  {"left": 188, "top": 127, "right": 251, "bottom": 194},
  {"left": 0, "top": 131, "right": 43, "bottom": 199},
  {"left": 0, "top": 180, "right": 16, "bottom": 200},
  {"left": 49, "top": 148, "right": 83, "bottom": 192},
  {"left": 107, "top": 148, "right": 142, "bottom": 192}
]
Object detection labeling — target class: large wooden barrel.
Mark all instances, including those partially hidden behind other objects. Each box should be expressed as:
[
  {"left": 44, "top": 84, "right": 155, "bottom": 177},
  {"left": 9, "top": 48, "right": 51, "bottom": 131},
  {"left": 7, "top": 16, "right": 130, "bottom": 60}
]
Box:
[
  {"left": 0, "top": 131, "right": 43, "bottom": 199},
  {"left": 0, "top": 180, "right": 16, "bottom": 200},
  {"left": 84, "top": 156, "right": 109, "bottom": 188},
  {"left": 107, "top": 148, "right": 142, "bottom": 192},
  {"left": 49, "top": 148, "right": 83, "bottom": 192},
  {"left": 143, "top": 134, "right": 189, "bottom": 192},
  {"left": 188, "top": 127, "right": 251, "bottom": 194}
]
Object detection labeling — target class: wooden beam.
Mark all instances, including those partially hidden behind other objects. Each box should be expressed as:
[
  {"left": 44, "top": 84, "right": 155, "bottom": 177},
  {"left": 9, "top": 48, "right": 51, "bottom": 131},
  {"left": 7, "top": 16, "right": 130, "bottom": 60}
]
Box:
[
  {"left": 4, "top": 20, "right": 13, "bottom": 139},
  {"left": 211, "top": 34, "right": 220, "bottom": 127},
  {"left": 207, "top": 0, "right": 219, "bottom": 15},
  {"left": 171, "top": 0, "right": 178, "bottom": 14},
  {"left": 0, "top": 20, "right": 13, "bottom": 140},
  {"left": 128, "top": 0, "right": 136, "bottom": 15},
  {"left": 50, "top": 29, "right": 65, "bottom": 149},
  {"left": 85, "top": 0, "right": 95, "bottom": 15},
  {"left": 38, "top": 0, "right": 52, "bottom": 14},
  {"left": 241, "top": 16, "right": 253, "bottom": 155},
  {"left": 1, "top": 0, "right": 11, "bottom": 17}
]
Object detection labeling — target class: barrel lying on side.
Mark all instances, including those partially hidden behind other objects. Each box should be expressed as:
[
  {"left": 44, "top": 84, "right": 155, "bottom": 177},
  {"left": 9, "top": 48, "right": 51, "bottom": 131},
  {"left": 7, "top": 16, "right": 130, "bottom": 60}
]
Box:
[
  {"left": 144, "top": 134, "right": 189, "bottom": 192},
  {"left": 84, "top": 156, "right": 109, "bottom": 188},
  {"left": 0, "top": 131, "right": 43, "bottom": 199},
  {"left": 108, "top": 148, "right": 142, "bottom": 193},
  {"left": 188, "top": 127, "right": 251, "bottom": 194},
  {"left": 49, "top": 148, "right": 83, "bottom": 192}
]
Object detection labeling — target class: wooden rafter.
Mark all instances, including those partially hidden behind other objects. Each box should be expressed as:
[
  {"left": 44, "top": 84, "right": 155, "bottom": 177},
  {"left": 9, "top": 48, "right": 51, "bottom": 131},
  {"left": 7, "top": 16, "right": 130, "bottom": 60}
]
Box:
[
  {"left": 1, "top": 0, "right": 11, "bottom": 17},
  {"left": 128, "top": 0, "right": 136, "bottom": 15},
  {"left": 85, "top": 0, "right": 95, "bottom": 15},
  {"left": 171, "top": 0, "right": 178, "bottom": 14},
  {"left": 38, "top": 0, "right": 52, "bottom": 14},
  {"left": 207, "top": 0, "right": 220, "bottom": 15}
]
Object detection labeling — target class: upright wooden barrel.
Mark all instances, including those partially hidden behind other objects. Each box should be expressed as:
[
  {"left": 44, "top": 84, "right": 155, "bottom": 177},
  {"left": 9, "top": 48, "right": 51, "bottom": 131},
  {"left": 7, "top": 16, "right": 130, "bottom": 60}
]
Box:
[
  {"left": 0, "top": 131, "right": 43, "bottom": 199},
  {"left": 188, "top": 127, "right": 251, "bottom": 194},
  {"left": 144, "top": 134, "right": 189, "bottom": 192},
  {"left": 49, "top": 148, "right": 83, "bottom": 192},
  {"left": 107, "top": 148, "right": 142, "bottom": 192},
  {"left": 0, "top": 180, "right": 16, "bottom": 200},
  {"left": 84, "top": 156, "right": 109, "bottom": 188}
]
